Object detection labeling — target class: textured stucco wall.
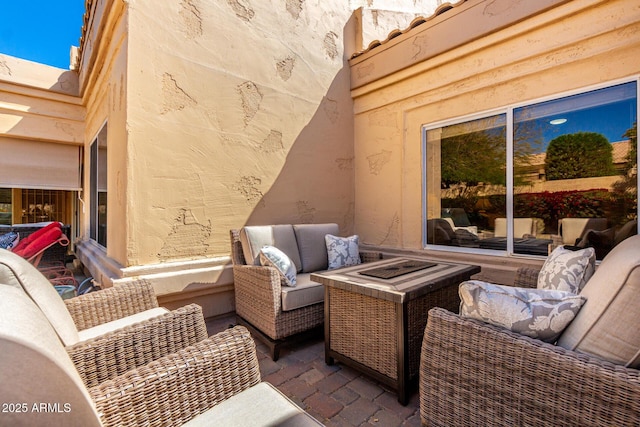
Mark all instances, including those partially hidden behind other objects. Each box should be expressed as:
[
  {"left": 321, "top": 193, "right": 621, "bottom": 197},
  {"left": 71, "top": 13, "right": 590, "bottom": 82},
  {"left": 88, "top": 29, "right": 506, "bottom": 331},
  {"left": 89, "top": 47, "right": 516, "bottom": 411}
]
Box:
[
  {"left": 70, "top": 0, "right": 443, "bottom": 307},
  {"left": 124, "top": 0, "right": 364, "bottom": 265},
  {"left": 0, "top": 54, "right": 83, "bottom": 145},
  {"left": 79, "top": 0, "right": 130, "bottom": 275},
  {"left": 351, "top": 0, "right": 640, "bottom": 250}
]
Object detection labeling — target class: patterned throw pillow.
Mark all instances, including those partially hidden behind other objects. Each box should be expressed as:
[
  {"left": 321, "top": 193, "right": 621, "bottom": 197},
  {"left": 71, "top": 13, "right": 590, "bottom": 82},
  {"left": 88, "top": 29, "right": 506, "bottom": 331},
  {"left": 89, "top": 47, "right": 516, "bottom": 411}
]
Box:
[
  {"left": 537, "top": 246, "right": 596, "bottom": 293},
  {"left": 325, "top": 234, "right": 361, "bottom": 270},
  {"left": 0, "top": 232, "right": 20, "bottom": 250},
  {"left": 459, "top": 280, "right": 586, "bottom": 343},
  {"left": 259, "top": 246, "right": 297, "bottom": 287}
]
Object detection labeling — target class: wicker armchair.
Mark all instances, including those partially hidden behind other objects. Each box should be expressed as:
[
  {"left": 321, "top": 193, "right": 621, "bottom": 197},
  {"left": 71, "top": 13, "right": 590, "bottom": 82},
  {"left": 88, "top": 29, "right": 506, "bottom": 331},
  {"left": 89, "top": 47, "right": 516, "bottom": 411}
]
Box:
[
  {"left": 420, "top": 242, "right": 640, "bottom": 426},
  {"left": 0, "top": 286, "right": 323, "bottom": 426},
  {"left": 420, "top": 307, "right": 640, "bottom": 426},
  {"left": 231, "top": 226, "right": 381, "bottom": 360},
  {"left": 0, "top": 248, "right": 207, "bottom": 387}
]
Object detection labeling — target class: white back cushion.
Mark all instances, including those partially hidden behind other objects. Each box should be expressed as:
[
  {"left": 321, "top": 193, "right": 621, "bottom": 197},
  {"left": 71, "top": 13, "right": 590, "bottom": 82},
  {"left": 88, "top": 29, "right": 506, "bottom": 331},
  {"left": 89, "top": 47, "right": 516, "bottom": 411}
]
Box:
[
  {"left": 239, "top": 225, "right": 302, "bottom": 272},
  {"left": 0, "top": 286, "right": 100, "bottom": 426},
  {"left": 557, "top": 235, "right": 640, "bottom": 367},
  {"left": 0, "top": 249, "right": 79, "bottom": 345}
]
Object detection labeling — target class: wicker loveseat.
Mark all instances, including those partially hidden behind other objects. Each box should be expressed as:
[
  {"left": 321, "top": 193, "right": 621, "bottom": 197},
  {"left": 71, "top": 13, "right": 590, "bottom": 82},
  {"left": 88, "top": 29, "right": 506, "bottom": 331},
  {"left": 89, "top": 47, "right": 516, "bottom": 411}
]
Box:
[
  {"left": 0, "top": 285, "right": 323, "bottom": 427},
  {"left": 231, "top": 223, "right": 381, "bottom": 360},
  {"left": 419, "top": 234, "right": 640, "bottom": 426}
]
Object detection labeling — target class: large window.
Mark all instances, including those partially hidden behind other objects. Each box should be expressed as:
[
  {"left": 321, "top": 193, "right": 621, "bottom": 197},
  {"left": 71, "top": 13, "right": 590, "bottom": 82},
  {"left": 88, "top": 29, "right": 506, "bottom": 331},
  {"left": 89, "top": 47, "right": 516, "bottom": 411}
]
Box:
[
  {"left": 90, "top": 124, "right": 107, "bottom": 247},
  {"left": 424, "top": 80, "right": 638, "bottom": 260}
]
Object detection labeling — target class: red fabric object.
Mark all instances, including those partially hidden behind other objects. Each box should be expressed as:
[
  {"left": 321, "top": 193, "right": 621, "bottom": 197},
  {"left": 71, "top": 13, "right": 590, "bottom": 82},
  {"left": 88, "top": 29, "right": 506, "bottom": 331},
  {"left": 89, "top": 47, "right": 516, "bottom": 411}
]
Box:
[{"left": 12, "top": 223, "right": 63, "bottom": 258}]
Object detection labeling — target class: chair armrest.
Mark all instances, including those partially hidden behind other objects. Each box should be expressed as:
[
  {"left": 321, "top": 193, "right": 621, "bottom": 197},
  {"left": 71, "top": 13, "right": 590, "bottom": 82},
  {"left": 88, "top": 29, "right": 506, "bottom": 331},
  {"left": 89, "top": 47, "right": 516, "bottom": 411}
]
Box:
[
  {"left": 233, "top": 264, "right": 283, "bottom": 311},
  {"left": 68, "top": 303, "right": 208, "bottom": 388},
  {"left": 90, "top": 326, "right": 261, "bottom": 426},
  {"left": 513, "top": 267, "right": 539, "bottom": 288},
  {"left": 359, "top": 250, "right": 383, "bottom": 263},
  {"left": 65, "top": 279, "right": 159, "bottom": 330},
  {"left": 420, "top": 308, "right": 640, "bottom": 427}
]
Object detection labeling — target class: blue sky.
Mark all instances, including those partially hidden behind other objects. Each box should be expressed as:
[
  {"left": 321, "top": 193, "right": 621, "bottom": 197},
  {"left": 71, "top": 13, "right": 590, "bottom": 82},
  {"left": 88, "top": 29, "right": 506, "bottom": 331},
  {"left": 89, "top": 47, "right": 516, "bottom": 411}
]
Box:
[{"left": 0, "top": 1, "right": 86, "bottom": 69}]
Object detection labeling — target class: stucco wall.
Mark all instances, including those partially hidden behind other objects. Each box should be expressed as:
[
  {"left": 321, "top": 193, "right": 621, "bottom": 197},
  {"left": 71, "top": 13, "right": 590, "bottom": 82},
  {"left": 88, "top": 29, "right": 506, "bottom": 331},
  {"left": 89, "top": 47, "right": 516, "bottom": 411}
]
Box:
[
  {"left": 124, "top": 0, "right": 362, "bottom": 267},
  {"left": 71, "top": 0, "right": 447, "bottom": 315},
  {"left": 0, "top": 54, "right": 83, "bottom": 146},
  {"left": 76, "top": 0, "right": 130, "bottom": 286},
  {"left": 351, "top": 0, "right": 640, "bottom": 252}
]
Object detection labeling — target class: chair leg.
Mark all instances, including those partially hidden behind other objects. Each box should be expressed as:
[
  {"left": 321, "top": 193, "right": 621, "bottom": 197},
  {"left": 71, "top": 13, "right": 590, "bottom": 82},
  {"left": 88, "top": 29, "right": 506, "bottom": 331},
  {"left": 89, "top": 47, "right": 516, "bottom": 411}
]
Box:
[{"left": 235, "top": 315, "right": 323, "bottom": 362}]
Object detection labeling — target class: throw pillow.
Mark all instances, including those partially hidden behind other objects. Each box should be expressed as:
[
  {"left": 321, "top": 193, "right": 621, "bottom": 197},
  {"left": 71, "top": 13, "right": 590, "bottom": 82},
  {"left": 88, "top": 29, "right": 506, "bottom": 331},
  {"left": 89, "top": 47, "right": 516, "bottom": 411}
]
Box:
[
  {"left": 325, "top": 234, "right": 361, "bottom": 270},
  {"left": 537, "top": 245, "right": 596, "bottom": 293},
  {"left": 259, "top": 246, "right": 297, "bottom": 287},
  {"left": 459, "top": 280, "right": 586, "bottom": 343},
  {"left": 0, "top": 232, "right": 20, "bottom": 250}
]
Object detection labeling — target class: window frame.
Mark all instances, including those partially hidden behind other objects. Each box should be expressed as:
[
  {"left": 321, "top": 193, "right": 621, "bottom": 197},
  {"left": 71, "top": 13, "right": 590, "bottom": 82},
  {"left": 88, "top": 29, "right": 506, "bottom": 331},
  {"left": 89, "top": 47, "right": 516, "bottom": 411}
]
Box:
[
  {"left": 421, "top": 76, "right": 640, "bottom": 257},
  {"left": 89, "top": 122, "right": 107, "bottom": 248}
]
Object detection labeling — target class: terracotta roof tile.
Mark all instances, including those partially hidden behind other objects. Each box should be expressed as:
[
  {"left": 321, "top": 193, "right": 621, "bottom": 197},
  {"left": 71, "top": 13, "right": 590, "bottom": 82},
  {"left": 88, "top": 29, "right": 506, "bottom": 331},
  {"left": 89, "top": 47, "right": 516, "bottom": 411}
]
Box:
[{"left": 351, "top": 1, "right": 467, "bottom": 59}]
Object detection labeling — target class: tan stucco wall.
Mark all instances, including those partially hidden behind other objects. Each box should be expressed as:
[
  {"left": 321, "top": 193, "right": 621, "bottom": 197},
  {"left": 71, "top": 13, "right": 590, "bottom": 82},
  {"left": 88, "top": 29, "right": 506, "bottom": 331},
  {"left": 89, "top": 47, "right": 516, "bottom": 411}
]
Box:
[
  {"left": 351, "top": 0, "right": 640, "bottom": 255},
  {"left": 75, "top": 0, "right": 130, "bottom": 287},
  {"left": 123, "top": 0, "right": 363, "bottom": 268},
  {"left": 0, "top": 54, "right": 83, "bottom": 147},
  {"left": 71, "top": 0, "right": 447, "bottom": 316}
]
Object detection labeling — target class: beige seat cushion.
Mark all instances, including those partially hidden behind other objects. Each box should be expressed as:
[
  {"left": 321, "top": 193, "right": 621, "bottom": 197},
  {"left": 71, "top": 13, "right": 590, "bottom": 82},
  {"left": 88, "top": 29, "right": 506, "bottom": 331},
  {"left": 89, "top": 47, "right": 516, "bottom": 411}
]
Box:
[
  {"left": 240, "top": 225, "right": 303, "bottom": 272},
  {"left": 280, "top": 274, "right": 324, "bottom": 311},
  {"left": 182, "top": 382, "right": 323, "bottom": 426},
  {"left": 77, "top": 307, "right": 169, "bottom": 342},
  {"left": 0, "top": 286, "right": 101, "bottom": 426},
  {"left": 293, "top": 223, "right": 339, "bottom": 273},
  {"left": 494, "top": 218, "right": 534, "bottom": 238},
  {"left": 559, "top": 218, "right": 608, "bottom": 245},
  {"left": 557, "top": 234, "right": 640, "bottom": 367},
  {"left": 0, "top": 248, "right": 80, "bottom": 345}
]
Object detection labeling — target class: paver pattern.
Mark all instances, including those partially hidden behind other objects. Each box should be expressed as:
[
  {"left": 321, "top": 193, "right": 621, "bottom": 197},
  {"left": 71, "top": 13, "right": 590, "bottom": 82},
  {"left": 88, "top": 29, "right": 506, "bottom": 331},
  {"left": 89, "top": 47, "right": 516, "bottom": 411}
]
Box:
[{"left": 206, "top": 315, "right": 421, "bottom": 427}]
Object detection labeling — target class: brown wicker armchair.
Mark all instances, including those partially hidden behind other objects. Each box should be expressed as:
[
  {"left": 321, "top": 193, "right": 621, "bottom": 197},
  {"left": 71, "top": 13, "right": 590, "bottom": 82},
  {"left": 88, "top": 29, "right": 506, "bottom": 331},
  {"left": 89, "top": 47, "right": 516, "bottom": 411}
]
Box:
[
  {"left": 420, "top": 239, "right": 640, "bottom": 426},
  {"left": 231, "top": 226, "right": 381, "bottom": 360},
  {"left": 0, "top": 248, "right": 207, "bottom": 387},
  {"left": 0, "top": 286, "right": 323, "bottom": 426}
]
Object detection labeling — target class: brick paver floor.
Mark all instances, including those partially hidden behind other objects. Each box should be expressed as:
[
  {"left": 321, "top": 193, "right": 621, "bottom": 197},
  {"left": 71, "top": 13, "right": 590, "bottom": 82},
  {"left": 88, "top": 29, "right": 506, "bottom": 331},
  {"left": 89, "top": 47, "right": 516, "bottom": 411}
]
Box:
[{"left": 206, "top": 314, "right": 422, "bottom": 427}]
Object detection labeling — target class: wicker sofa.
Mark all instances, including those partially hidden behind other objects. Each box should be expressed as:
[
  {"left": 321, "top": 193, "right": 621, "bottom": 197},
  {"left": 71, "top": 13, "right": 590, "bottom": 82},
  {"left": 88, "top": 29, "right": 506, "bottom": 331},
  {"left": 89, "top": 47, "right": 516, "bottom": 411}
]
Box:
[
  {"left": 420, "top": 234, "right": 640, "bottom": 426},
  {"left": 0, "top": 248, "right": 207, "bottom": 387},
  {"left": 230, "top": 223, "right": 381, "bottom": 360},
  {"left": 0, "top": 285, "right": 323, "bottom": 427}
]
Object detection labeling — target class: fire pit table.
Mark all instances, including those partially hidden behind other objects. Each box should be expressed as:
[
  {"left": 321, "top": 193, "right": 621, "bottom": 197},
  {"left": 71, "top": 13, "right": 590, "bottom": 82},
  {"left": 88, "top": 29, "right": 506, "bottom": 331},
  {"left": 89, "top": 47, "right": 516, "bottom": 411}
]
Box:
[{"left": 311, "top": 257, "right": 480, "bottom": 404}]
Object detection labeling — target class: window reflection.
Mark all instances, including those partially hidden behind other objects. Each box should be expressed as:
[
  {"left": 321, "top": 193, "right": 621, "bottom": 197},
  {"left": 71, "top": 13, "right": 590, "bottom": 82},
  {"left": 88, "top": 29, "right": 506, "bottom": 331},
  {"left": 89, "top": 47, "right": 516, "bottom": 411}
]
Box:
[
  {"left": 513, "top": 82, "right": 637, "bottom": 259},
  {"left": 426, "top": 114, "right": 507, "bottom": 249},
  {"left": 425, "top": 81, "right": 638, "bottom": 259}
]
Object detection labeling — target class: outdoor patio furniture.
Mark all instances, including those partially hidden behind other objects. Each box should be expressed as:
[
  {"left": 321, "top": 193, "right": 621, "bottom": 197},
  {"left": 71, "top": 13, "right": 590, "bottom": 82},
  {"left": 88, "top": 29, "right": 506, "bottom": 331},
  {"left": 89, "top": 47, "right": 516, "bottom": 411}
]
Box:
[
  {"left": 0, "top": 221, "right": 71, "bottom": 266},
  {"left": 478, "top": 236, "right": 552, "bottom": 256},
  {"left": 575, "top": 218, "right": 637, "bottom": 259},
  {"left": 230, "top": 223, "right": 381, "bottom": 360},
  {"left": 426, "top": 218, "right": 479, "bottom": 247},
  {"left": 0, "top": 285, "right": 324, "bottom": 427},
  {"left": 558, "top": 217, "right": 608, "bottom": 245},
  {"left": 419, "top": 235, "right": 640, "bottom": 426},
  {"left": 0, "top": 248, "right": 208, "bottom": 387},
  {"left": 494, "top": 217, "right": 543, "bottom": 238},
  {"left": 441, "top": 208, "right": 478, "bottom": 235},
  {"left": 311, "top": 257, "right": 480, "bottom": 404},
  {"left": 6, "top": 221, "right": 77, "bottom": 286}
]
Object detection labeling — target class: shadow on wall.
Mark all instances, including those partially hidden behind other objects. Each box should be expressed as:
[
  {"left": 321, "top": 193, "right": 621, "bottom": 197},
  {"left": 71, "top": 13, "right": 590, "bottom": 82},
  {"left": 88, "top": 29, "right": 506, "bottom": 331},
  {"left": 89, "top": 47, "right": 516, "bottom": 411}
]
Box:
[{"left": 241, "top": 17, "right": 358, "bottom": 236}]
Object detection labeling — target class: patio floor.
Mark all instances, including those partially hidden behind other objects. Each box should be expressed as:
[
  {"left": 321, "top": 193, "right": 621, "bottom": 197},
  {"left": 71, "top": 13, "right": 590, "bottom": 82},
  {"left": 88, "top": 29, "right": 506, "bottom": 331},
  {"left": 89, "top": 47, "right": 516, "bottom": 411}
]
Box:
[{"left": 206, "top": 314, "right": 422, "bottom": 427}]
